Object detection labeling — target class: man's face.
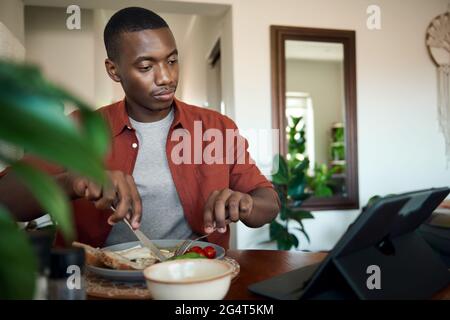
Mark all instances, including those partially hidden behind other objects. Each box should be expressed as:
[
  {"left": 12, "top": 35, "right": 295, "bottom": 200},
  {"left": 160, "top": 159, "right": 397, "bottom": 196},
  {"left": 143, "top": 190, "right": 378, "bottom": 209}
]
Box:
[{"left": 107, "top": 28, "right": 179, "bottom": 111}]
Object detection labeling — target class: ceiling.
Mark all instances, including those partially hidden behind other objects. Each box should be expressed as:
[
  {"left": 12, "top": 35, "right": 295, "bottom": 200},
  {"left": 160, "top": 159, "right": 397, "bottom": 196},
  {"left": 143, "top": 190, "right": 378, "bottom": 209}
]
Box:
[{"left": 23, "top": 0, "right": 230, "bottom": 16}]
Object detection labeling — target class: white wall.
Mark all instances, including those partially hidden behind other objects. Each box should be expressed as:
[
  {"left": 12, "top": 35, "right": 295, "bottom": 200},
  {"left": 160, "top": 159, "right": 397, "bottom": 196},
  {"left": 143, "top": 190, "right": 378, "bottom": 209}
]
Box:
[
  {"left": 286, "top": 58, "right": 344, "bottom": 165},
  {"left": 92, "top": 9, "right": 121, "bottom": 107},
  {"left": 174, "top": 10, "right": 234, "bottom": 119},
  {"left": 0, "top": 0, "right": 25, "bottom": 45},
  {"left": 177, "top": 15, "right": 217, "bottom": 107},
  {"left": 25, "top": 6, "right": 96, "bottom": 106},
  {"left": 0, "top": 0, "right": 26, "bottom": 171}
]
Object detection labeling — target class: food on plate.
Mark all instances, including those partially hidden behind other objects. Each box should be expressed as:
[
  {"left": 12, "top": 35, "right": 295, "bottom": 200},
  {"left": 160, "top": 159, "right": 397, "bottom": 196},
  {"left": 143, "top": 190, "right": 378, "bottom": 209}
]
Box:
[
  {"left": 72, "top": 241, "right": 173, "bottom": 270},
  {"left": 73, "top": 241, "right": 219, "bottom": 271},
  {"left": 72, "top": 241, "right": 104, "bottom": 267},
  {"left": 203, "top": 246, "right": 217, "bottom": 259},
  {"left": 188, "top": 245, "right": 207, "bottom": 257},
  {"left": 186, "top": 245, "right": 217, "bottom": 259},
  {"left": 169, "top": 252, "right": 207, "bottom": 260}
]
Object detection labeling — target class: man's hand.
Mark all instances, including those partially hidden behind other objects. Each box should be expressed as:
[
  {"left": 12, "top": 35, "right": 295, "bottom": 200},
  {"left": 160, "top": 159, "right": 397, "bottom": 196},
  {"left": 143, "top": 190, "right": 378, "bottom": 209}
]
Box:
[
  {"left": 64, "top": 170, "right": 142, "bottom": 229},
  {"left": 203, "top": 188, "right": 253, "bottom": 234}
]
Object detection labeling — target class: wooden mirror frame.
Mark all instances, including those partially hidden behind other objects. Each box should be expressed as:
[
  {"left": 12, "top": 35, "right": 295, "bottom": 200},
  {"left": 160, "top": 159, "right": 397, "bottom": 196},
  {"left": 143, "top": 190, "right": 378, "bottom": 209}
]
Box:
[{"left": 271, "top": 25, "right": 359, "bottom": 210}]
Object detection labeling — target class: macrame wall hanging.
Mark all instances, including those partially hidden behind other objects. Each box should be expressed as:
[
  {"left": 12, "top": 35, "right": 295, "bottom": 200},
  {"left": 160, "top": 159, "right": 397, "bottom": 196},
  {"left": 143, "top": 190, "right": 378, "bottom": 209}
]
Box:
[{"left": 426, "top": 7, "right": 450, "bottom": 165}]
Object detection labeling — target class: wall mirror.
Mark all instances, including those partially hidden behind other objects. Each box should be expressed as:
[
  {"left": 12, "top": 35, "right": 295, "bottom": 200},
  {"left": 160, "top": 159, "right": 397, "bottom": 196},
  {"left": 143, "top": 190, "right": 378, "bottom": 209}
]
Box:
[{"left": 271, "top": 26, "right": 359, "bottom": 210}]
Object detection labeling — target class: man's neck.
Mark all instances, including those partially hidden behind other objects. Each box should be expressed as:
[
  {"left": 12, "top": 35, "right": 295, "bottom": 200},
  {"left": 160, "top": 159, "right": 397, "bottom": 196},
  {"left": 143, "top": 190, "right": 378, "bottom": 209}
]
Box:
[{"left": 125, "top": 98, "right": 173, "bottom": 123}]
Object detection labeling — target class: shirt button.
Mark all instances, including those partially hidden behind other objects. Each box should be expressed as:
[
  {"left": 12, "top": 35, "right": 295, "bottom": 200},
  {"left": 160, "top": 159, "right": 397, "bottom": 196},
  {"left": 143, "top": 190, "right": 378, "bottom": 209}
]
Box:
[{"left": 132, "top": 143, "right": 138, "bottom": 149}]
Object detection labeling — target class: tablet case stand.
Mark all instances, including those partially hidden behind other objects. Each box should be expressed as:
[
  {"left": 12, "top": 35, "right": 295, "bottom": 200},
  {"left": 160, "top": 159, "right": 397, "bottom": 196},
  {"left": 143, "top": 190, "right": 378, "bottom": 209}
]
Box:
[
  {"left": 301, "top": 232, "right": 450, "bottom": 300},
  {"left": 249, "top": 188, "right": 450, "bottom": 300}
]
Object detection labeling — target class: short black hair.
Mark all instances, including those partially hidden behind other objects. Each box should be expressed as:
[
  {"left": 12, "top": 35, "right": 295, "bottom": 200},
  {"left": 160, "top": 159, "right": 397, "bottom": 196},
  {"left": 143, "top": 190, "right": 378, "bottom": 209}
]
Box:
[{"left": 104, "top": 7, "right": 169, "bottom": 60}]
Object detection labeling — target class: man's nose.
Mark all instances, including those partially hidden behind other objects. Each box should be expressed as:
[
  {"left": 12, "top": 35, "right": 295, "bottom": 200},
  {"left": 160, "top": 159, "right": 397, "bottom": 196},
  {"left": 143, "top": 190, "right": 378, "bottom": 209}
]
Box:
[{"left": 154, "top": 64, "right": 172, "bottom": 86}]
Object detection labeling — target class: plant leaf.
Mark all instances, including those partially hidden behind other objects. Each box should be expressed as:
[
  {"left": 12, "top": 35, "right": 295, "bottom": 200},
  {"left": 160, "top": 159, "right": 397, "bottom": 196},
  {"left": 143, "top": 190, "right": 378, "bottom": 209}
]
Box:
[
  {"left": 0, "top": 61, "right": 107, "bottom": 184},
  {"left": 291, "top": 199, "right": 304, "bottom": 207},
  {"left": 269, "top": 220, "right": 286, "bottom": 240},
  {"left": 79, "top": 110, "right": 111, "bottom": 158},
  {"left": 0, "top": 92, "right": 105, "bottom": 183},
  {"left": 293, "top": 158, "right": 309, "bottom": 173},
  {"left": 295, "top": 227, "right": 311, "bottom": 244},
  {"left": 289, "top": 233, "right": 299, "bottom": 248},
  {"left": 0, "top": 206, "right": 37, "bottom": 299},
  {"left": 274, "top": 186, "right": 287, "bottom": 205},
  {"left": 271, "top": 154, "right": 289, "bottom": 184},
  {"left": 11, "top": 162, "right": 74, "bottom": 241},
  {"left": 288, "top": 172, "right": 307, "bottom": 200},
  {"left": 286, "top": 209, "right": 314, "bottom": 221},
  {"left": 316, "top": 185, "right": 333, "bottom": 197},
  {"left": 291, "top": 116, "right": 301, "bottom": 127},
  {"left": 279, "top": 206, "right": 288, "bottom": 221},
  {"left": 270, "top": 221, "right": 296, "bottom": 250}
]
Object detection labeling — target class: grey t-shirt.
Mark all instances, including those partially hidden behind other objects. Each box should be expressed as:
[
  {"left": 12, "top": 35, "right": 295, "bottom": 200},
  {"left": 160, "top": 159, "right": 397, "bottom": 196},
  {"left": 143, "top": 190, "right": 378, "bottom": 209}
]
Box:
[{"left": 105, "top": 108, "right": 194, "bottom": 245}]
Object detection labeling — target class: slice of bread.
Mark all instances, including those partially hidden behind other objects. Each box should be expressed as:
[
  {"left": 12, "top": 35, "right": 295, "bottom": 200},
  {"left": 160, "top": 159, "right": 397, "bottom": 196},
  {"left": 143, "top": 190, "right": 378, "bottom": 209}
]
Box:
[
  {"left": 72, "top": 241, "right": 104, "bottom": 268},
  {"left": 99, "top": 250, "right": 157, "bottom": 270},
  {"left": 72, "top": 242, "right": 172, "bottom": 270}
]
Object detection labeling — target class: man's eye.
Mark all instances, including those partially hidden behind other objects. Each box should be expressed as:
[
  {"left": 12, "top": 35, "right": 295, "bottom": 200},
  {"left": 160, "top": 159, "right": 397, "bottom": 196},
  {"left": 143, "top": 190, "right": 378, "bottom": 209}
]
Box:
[
  {"left": 168, "top": 59, "right": 178, "bottom": 65},
  {"left": 138, "top": 65, "right": 152, "bottom": 71}
]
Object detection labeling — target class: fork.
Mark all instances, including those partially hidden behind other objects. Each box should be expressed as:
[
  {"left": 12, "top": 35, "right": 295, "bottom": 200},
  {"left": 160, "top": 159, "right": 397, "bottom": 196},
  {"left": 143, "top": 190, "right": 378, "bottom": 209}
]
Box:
[
  {"left": 173, "top": 234, "right": 210, "bottom": 257},
  {"left": 174, "top": 220, "right": 231, "bottom": 257}
]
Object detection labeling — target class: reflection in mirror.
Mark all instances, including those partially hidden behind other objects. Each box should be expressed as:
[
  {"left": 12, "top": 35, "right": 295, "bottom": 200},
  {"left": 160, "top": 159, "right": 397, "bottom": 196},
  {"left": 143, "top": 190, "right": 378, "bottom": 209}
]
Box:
[
  {"left": 271, "top": 26, "right": 358, "bottom": 210},
  {"left": 285, "top": 40, "right": 347, "bottom": 197}
]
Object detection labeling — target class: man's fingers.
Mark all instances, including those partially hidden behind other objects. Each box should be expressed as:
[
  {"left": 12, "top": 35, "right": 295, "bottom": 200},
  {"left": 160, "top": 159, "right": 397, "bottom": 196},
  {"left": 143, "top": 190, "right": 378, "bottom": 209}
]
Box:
[
  {"left": 71, "top": 171, "right": 141, "bottom": 228},
  {"left": 203, "top": 190, "right": 219, "bottom": 233},
  {"left": 93, "top": 184, "right": 116, "bottom": 210},
  {"left": 203, "top": 190, "right": 251, "bottom": 234},
  {"left": 126, "top": 175, "right": 142, "bottom": 229},
  {"left": 226, "top": 192, "right": 242, "bottom": 223},
  {"left": 107, "top": 215, "right": 117, "bottom": 226},
  {"left": 214, "top": 189, "right": 233, "bottom": 233},
  {"left": 110, "top": 175, "right": 132, "bottom": 224},
  {"left": 86, "top": 181, "right": 103, "bottom": 201},
  {"left": 239, "top": 195, "right": 253, "bottom": 220},
  {"left": 72, "top": 177, "right": 89, "bottom": 197}
]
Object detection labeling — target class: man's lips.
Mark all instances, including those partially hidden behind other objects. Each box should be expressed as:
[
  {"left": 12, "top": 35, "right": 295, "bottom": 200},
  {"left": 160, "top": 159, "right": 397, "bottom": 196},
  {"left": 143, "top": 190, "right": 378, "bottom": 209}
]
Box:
[{"left": 152, "top": 89, "right": 175, "bottom": 102}]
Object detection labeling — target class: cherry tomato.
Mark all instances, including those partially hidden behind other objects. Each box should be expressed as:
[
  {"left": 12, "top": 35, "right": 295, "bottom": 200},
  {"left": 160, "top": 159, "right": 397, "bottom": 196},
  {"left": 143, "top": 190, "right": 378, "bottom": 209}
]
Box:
[
  {"left": 203, "top": 246, "right": 217, "bottom": 259},
  {"left": 188, "top": 246, "right": 205, "bottom": 255}
]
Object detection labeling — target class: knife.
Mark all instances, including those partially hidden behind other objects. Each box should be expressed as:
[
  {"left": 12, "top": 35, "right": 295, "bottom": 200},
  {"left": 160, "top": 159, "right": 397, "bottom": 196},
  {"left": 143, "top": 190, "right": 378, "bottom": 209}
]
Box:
[
  {"left": 122, "top": 218, "right": 168, "bottom": 262},
  {"left": 109, "top": 205, "right": 167, "bottom": 262}
]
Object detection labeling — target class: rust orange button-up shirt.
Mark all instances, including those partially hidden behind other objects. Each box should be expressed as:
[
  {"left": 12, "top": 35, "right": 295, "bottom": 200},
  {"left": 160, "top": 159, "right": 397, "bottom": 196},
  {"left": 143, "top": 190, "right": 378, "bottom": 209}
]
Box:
[{"left": 24, "top": 98, "right": 275, "bottom": 249}]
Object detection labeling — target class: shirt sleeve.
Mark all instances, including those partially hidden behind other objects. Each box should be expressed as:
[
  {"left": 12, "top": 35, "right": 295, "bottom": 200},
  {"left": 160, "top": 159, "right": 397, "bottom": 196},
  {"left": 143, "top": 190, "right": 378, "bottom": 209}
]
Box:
[{"left": 0, "top": 154, "right": 65, "bottom": 178}]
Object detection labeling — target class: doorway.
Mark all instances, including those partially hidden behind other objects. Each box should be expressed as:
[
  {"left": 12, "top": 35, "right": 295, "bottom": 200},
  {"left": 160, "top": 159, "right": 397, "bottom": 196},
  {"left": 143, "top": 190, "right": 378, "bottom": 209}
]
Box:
[{"left": 206, "top": 39, "right": 224, "bottom": 114}]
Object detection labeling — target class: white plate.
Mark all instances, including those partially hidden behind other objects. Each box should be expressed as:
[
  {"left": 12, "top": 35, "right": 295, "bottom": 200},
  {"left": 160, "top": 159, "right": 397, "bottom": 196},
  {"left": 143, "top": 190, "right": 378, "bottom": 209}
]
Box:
[{"left": 86, "top": 240, "right": 225, "bottom": 282}]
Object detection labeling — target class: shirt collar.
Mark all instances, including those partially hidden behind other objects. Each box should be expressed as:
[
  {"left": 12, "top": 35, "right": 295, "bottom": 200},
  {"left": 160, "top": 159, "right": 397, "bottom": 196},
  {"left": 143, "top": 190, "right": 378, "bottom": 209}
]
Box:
[{"left": 110, "top": 97, "right": 186, "bottom": 137}]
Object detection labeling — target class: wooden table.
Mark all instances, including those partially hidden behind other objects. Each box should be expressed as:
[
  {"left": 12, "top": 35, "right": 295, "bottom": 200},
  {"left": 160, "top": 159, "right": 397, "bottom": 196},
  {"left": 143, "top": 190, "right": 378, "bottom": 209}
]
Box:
[{"left": 224, "top": 250, "right": 450, "bottom": 300}]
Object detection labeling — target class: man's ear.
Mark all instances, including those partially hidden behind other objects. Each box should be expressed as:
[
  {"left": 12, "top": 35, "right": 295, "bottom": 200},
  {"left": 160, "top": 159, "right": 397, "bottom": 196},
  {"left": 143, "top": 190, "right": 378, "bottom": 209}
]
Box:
[{"left": 105, "top": 58, "right": 121, "bottom": 82}]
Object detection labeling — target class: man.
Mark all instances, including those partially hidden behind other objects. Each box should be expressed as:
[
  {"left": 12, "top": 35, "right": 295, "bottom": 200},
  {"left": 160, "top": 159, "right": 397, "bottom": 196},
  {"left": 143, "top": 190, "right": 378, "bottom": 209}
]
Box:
[{"left": 0, "top": 7, "right": 279, "bottom": 249}]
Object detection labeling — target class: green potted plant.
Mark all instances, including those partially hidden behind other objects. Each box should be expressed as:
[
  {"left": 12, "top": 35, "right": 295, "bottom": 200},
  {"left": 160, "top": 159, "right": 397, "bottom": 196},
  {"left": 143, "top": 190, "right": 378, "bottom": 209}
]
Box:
[
  {"left": 330, "top": 124, "right": 345, "bottom": 167},
  {"left": 269, "top": 116, "right": 314, "bottom": 250},
  {"left": 0, "top": 60, "right": 110, "bottom": 299},
  {"left": 307, "top": 163, "right": 338, "bottom": 197}
]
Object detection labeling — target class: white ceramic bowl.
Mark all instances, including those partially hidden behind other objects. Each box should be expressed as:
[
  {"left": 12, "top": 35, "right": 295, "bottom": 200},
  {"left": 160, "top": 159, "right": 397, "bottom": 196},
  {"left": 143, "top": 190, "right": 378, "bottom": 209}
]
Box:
[{"left": 143, "top": 259, "right": 233, "bottom": 300}]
